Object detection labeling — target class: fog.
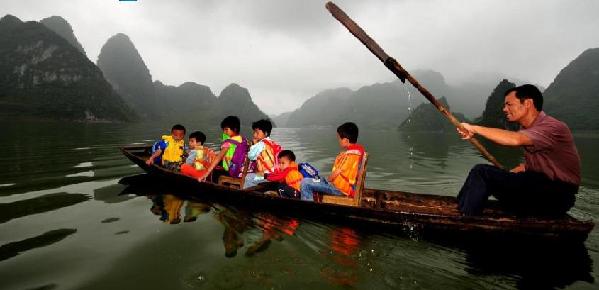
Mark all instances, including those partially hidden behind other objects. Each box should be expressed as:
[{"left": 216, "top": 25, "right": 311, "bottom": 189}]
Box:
[{"left": 4, "top": 0, "right": 599, "bottom": 114}]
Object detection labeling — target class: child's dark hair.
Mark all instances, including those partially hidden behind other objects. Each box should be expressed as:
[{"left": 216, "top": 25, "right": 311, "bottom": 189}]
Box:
[
  {"left": 220, "top": 116, "right": 240, "bottom": 133},
  {"left": 189, "top": 131, "right": 206, "bottom": 145},
  {"left": 278, "top": 150, "right": 296, "bottom": 162},
  {"left": 171, "top": 124, "right": 186, "bottom": 133},
  {"left": 252, "top": 119, "right": 273, "bottom": 136},
  {"left": 337, "top": 122, "right": 359, "bottom": 143}
]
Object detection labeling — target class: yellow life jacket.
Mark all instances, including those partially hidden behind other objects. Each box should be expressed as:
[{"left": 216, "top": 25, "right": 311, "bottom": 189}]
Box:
[{"left": 161, "top": 135, "right": 185, "bottom": 163}]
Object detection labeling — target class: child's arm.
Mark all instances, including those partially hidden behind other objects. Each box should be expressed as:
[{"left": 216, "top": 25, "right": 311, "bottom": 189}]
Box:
[
  {"left": 197, "top": 150, "right": 227, "bottom": 181},
  {"left": 265, "top": 169, "right": 287, "bottom": 182},
  {"left": 146, "top": 149, "right": 163, "bottom": 165}
]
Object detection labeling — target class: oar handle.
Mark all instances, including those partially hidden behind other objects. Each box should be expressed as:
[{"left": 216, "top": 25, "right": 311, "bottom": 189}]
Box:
[{"left": 325, "top": 1, "right": 504, "bottom": 169}]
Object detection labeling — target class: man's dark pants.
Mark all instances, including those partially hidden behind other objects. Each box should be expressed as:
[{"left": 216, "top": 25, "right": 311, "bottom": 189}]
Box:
[{"left": 457, "top": 164, "right": 577, "bottom": 216}]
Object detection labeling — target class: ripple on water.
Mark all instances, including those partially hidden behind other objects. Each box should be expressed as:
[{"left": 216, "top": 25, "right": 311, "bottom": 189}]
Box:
[
  {"left": 74, "top": 162, "right": 93, "bottom": 168},
  {"left": 73, "top": 147, "right": 91, "bottom": 151},
  {"left": 66, "top": 171, "right": 95, "bottom": 178},
  {"left": 0, "top": 183, "right": 15, "bottom": 187}
]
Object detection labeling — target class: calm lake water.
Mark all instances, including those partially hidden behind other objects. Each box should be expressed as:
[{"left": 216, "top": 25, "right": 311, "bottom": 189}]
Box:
[{"left": 1, "top": 121, "right": 598, "bottom": 290}]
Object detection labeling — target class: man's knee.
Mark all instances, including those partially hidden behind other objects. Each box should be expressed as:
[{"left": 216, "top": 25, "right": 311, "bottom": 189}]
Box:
[{"left": 470, "top": 164, "right": 494, "bottom": 174}]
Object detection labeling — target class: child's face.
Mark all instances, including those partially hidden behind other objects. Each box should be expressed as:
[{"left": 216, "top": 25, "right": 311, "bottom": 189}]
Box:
[
  {"left": 188, "top": 138, "right": 198, "bottom": 149},
  {"left": 172, "top": 129, "right": 185, "bottom": 141},
  {"left": 253, "top": 129, "right": 267, "bottom": 141},
  {"left": 278, "top": 156, "right": 293, "bottom": 170},
  {"left": 337, "top": 133, "right": 350, "bottom": 149},
  {"left": 222, "top": 127, "right": 236, "bottom": 138}
]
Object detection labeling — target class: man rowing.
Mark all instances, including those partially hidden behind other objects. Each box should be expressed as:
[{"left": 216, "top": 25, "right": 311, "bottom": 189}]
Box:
[{"left": 456, "top": 84, "right": 581, "bottom": 216}]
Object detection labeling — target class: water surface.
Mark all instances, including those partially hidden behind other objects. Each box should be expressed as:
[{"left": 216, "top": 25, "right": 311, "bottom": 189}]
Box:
[{"left": 0, "top": 121, "right": 597, "bottom": 290}]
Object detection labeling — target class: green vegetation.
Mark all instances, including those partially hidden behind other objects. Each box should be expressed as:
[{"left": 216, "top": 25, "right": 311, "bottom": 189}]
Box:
[
  {"left": 40, "top": 16, "right": 86, "bottom": 56},
  {"left": 475, "top": 79, "right": 519, "bottom": 130},
  {"left": 0, "top": 15, "right": 136, "bottom": 122},
  {"left": 544, "top": 48, "right": 599, "bottom": 129}
]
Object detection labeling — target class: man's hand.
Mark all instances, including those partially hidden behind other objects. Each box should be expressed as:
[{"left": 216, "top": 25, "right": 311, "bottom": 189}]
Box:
[
  {"left": 457, "top": 123, "right": 476, "bottom": 140},
  {"left": 510, "top": 163, "right": 526, "bottom": 173},
  {"left": 146, "top": 157, "right": 154, "bottom": 166}
]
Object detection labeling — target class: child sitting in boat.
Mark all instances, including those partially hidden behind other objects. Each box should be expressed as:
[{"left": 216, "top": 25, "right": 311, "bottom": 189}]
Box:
[
  {"left": 300, "top": 122, "right": 365, "bottom": 201},
  {"left": 264, "top": 150, "right": 304, "bottom": 198},
  {"left": 243, "top": 119, "right": 283, "bottom": 189},
  {"left": 198, "top": 116, "right": 249, "bottom": 182},
  {"left": 181, "top": 131, "right": 215, "bottom": 179},
  {"left": 146, "top": 124, "right": 186, "bottom": 171}
]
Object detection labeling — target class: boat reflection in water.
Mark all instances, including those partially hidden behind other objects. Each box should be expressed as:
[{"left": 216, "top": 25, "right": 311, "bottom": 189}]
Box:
[
  {"left": 119, "top": 174, "right": 594, "bottom": 289},
  {"left": 140, "top": 188, "right": 301, "bottom": 259}
]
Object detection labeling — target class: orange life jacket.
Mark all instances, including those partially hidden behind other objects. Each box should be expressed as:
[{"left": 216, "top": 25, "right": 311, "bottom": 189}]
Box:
[
  {"left": 331, "top": 144, "right": 365, "bottom": 197},
  {"left": 285, "top": 164, "right": 304, "bottom": 191}
]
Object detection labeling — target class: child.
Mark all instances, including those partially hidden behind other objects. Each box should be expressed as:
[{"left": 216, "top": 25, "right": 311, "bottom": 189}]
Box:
[
  {"left": 146, "top": 124, "right": 186, "bottom": 171},
  {"left": 199, "top": 116, "right": 247, "bottom": 181},
  {"left": 264, "top": 150, "right": 304, "bottom": 198},
  {"left": 181, "top": 131, "right": 215, "bottom": 179},
  {"left": 243, "top": 119, "right": 282, "bottom": 189},
  {"left": 300, "top": 122, "right": 365, "bottom": 201}
]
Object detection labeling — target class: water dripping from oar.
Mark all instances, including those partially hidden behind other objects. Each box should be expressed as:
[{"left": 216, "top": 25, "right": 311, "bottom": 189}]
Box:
[{"left": 403, "top": 84, "right": 414, "bottom": 170}]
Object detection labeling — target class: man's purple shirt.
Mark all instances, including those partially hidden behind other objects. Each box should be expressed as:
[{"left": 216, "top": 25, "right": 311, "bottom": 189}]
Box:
[{"left": 519, "top": 112, "right": 581, "bottom": 185}]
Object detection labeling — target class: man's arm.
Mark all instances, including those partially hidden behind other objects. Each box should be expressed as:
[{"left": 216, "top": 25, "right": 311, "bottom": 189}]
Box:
[{"left": 458, "top": 123, "right": 533, "bottom": 146}]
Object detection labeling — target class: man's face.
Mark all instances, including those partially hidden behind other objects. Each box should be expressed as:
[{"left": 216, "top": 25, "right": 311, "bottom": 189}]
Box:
[
  {"left": 278, "top": 156, "right": 292, "bottom": 170},
  {"left": 503, "top": 92, "right": 531, "bottom": 122},
  {"left": 172, "top": 129, "right": 185, "bottom": 141}
]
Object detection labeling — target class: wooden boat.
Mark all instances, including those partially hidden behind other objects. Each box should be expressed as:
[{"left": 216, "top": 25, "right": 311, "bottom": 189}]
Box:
[{"left": 121, "top": 145, "right": 594, "bottom": 242}]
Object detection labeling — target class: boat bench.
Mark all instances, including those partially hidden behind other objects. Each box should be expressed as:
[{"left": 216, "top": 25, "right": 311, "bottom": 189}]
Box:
[{"left": 316, "top": 152, "right": 368, "bottom": 207}]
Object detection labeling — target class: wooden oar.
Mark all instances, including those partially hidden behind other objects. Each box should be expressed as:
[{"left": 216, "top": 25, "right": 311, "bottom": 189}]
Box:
[{"left": 325, "top": 1, "right": 504, "bottom": 169}]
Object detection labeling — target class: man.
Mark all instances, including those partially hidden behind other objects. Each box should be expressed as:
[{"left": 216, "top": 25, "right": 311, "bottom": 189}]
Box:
[{"left": 457, "top": 84, "right": 580, "bottom": 216}]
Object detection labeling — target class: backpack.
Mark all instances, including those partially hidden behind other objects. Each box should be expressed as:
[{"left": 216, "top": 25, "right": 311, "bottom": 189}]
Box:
[
  {"left": 223, "top": 137, "right": 250, "bottom": 177},
  {"left": 298, "top": 162, "right": 320, "bottom": 179},
  {"left": 260, "top": 138, "right": 283, "bottom": 173}
]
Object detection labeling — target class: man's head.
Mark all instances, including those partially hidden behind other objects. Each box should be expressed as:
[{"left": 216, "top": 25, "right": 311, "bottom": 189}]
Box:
[
  {"left": 278, "top": 150, "right": 296, "bottom": 170},
  {"left": 336, "top": 122, "right": 359, "bottom": 149},
  {"left": 220, "top": 116, "right": 240, "bottom": 137},
  {"left": 188, "top": 131, "right": 206, "bottom": 149},
  {"left": 252, "top": 119, "right": 273, "bottom": 141},
  {"left": 171, "top": 124, "right": 186, "bottom": 141},
  {"left": 503, "top": 84, "right": 543, "bottom": 123}
]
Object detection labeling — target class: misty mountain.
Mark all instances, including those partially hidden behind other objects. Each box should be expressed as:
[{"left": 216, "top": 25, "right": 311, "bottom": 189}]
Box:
[
  {"left": 154, "top": 80, "right": 217, "bottom": 123},
  {"left": 475, "top": 79, "right": 519, "bottom": 130},
  {"left": 97, "top": 33, "right": 159, "bottom": 119},
  {"left": 399, "top": 97, "right": 469, "bottom": 132},
  {"left": 217, "top": 83, "right": 271, "bottom": 126},
  {"left": 285, "top": 70, "right": 483, "bottom": 128},
  {"left": 98, "top": 33, "right": 271, "bottom": 126},
  {"left": 40, "top": 16, "right": 85, "bottom": 56},
  {"left": 0, "top": 15, "right": 136, "bottom": 122},
  {"left": 271, "top": 111, "right": 292, "bottom": 127},
  {"left": 544, "top": 48, "right": 599, "bottom": 129},
  {"left": 286, "top": 87, "right": 353, "bottom": 127}
]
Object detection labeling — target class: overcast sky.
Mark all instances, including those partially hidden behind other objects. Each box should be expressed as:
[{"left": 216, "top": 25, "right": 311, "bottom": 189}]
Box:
[{"left": 4, "top": 0, "right": 599, "bottom": 115}]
